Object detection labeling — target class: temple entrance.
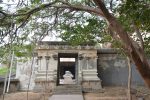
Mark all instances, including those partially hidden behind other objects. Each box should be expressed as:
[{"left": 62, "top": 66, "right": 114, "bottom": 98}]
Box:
[{"left": 57, "top": 53, "right": 78, "bottom": 85}]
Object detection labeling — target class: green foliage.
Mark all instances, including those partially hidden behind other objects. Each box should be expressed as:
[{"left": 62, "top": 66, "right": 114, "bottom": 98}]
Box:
[
  {"left": 31, "top": 0, "right": 41, "bottom": 4},
  {"left": 15, "top": 16, "right": 27, "bottom": 24},
  {"left": 0, "top": 17, "right": 12, "bottom": 28},
  {"left": 0, "top": 67, "right": 8, "bottom": 76},
  {"left": 117, "top": 0, "right": 150, "bottom": 54},
  {"left": 17, "top": 7, "right": 31, "bottom": 14},
  {"left": 60, "top": 18, "right": 111, "bottom": 45},
  {"left": 0, "top": 43, "right": 35, "bottom": 64},
  {"left": 0, "top": 7, "right": 2, "bottom": 10},
  {"left": 0, "top": 0, "right": 149, "bottom": 56},
  {"left": 13, "top": 43, "right": 35, "bottom": 57},
  {"left": 118, "top": 0, "right": 150, "bottom": 32},
  {"left": 144, "top": 36, "right": 150, "bottom": 56},
  {"left": 0, "top": 67, "right": 16, "bottom": 76}
]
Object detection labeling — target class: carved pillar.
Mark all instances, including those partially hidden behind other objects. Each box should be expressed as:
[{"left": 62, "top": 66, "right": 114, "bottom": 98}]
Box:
[
  {"left": 78, "top": 54, "right": 84, "bottom": 71},
  {"left": 45, "top": 56, "right": 50, "bottom": 81},
  {"left": 45, "top": 56, "right": 50, "bottom": 70},
  {"left": 85, "top": 56, "right": 91, "bottom": 70},
  {"left": 81, "top": 53, "right": 102, "bottom": 92},
  {"left": 37, "top": 56, "right": 42, "bottom": 70},
  {"left": 78, "top": 54, "right": 84, "bottom": 84},
  {"left": 52, "top": 54, "right": 58, "bottom": 81}
]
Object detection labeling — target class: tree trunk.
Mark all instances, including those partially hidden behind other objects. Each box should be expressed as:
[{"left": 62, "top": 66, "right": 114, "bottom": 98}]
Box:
[
  {"left": 93, "top": 0, "right": 150, "bottom": 88},
  {"left": 6, "top": 50, "right": 14, "bottom": 92},
  {"left": 127, "top": 57, "right": 132, "bottom": 100}
]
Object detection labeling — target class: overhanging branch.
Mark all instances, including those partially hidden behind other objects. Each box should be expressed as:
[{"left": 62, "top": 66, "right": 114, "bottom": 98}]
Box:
[
  {"left": 1, "top": 1, "right": 104, "bottom": 18},
  {"left": 51, "top": 4, "right": 104, "bottom": 17}
]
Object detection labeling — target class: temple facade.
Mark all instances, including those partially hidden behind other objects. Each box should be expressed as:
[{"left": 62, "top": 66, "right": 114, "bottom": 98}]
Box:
[
  {"left": 34, "top": 41, "right": 102, "bottom": 92},
  {"left": 16, "top": 41, "right": 144, "bottom": 92}
]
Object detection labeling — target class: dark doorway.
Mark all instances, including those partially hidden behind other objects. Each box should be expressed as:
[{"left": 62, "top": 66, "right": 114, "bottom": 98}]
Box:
[
  {"left": 57, "top": 53, "right": 78, "bottom": 85},
  {"left": 60, "top": 61, "right": 75, "bottom": 79}
]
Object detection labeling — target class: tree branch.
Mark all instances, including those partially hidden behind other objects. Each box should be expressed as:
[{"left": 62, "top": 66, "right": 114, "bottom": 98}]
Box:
[
  {"left": 93, "top": 0, "right": 150, "bottom": 88},
  {"left": 58, "top": 1, "right": 104, "bottom": 17},
  {"left": 133, "top": 23, "right": 144, "bottom": 49},
  {"left": 2, "top": 1, "right": 104, "bottom": 18},
  {"left": 0, "top": 10, "right": 8, "bottom": 16},
  {"left": 63, "top": 4, "right": 104, "bottom": 17}
]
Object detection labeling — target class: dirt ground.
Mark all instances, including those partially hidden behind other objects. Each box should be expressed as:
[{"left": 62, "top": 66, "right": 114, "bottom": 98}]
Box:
[
  {"left": 0, "top": 92, "right": 51, "bottom": 100},
  {"left": 0, "top": 87, "right": 150, "bottom": 100},
  {"left": 84, "top": 86, "right": 150, "bottom": 100}
]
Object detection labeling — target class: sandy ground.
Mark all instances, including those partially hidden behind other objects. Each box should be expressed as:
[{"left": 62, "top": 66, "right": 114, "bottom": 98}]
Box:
[
  {"left": 0, "top": 92, "right": 51, "bottom": 100},
  {"left": 0, "top": 87, "right": 150, "bottom": 100}
]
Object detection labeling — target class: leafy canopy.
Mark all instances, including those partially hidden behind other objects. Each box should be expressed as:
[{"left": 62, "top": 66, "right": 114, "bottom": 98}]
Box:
[{"left": 0, "top": 0, "right": 149, "bottom": 58}]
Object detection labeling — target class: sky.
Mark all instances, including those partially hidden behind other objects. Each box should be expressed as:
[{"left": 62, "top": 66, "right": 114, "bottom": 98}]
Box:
[
  {"left": 0, "top": 0, "right": 62, "bottom": 42},
  {"left": 0, "top": 0, "right": 18, "bottom": 12},
  {"left": 1, "top": 0, "right": 149, "bottom": 42}
]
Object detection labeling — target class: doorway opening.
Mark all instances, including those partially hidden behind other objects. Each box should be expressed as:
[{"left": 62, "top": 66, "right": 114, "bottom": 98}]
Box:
[{"left": 57, "top": 53, "right": 78, "bottom": 85}]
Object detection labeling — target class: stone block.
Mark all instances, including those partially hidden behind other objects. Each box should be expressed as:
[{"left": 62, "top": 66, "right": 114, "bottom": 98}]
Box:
[
  {"left": 34, "top": 80, "right": 56, "bottom": 93},
  {"left": 82, "top": 80, "right": 102, "bottom": 92},
  {"left": 49, "top": 95, "right": 84, "bottom": 100}
]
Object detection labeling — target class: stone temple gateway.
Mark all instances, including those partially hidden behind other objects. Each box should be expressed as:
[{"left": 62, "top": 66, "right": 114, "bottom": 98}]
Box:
[{"left": 34, "top": 41, "right": 102, "bottom": 92}]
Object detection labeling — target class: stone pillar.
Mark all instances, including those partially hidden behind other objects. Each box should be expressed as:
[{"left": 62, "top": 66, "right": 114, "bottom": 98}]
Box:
[
  {"left": 81, "top": 53, "right": 102, "bottom": 92},
  {"left": 78, "top": 54, "right": 83, "bottom": 84},
  {"left": 37, "top": 56, "right": 42, "bottom": 71},
  {"left": 34, "top": 54, "right": 58, "bottom": 92},
  {"left": 40, "top": 56, "right": 46, "bottom": 70},
  {"left": 52, "top": 53, "right": 58, "bottom": 81},
  {"left": 45, "top": 56, "right": 50, "bottom": 81}
]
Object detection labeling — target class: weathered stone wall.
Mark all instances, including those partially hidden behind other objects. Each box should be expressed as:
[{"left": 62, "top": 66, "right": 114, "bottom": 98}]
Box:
[
  {"left": 0, "top": 79, "right": 19, "bottom": 95},
  {"left": 16, "top": 59, "right": 37, "bottom": 91},
  {"left": 97, "top": 49, "right": 145, "bottom": 87},
  {"left": 35, "top": 42, "right": 101, "bottom": 92}
]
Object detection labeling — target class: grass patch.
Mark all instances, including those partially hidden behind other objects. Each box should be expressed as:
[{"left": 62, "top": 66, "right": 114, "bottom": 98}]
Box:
[
  {"left": 0, "top": 67, "right": 8, "bottom": 76},
  {"left": 0, "top": 67, "right": 16, "bottom": 76}
]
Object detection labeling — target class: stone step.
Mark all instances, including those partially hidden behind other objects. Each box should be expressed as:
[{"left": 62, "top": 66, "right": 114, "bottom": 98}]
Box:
[
  {"left": 85, "top": 96, "right": 128, "bottom": 100},
  {"left": 53, "top": 85, "right": 82, "bottom": 95},
  {"left": 54, "top": 92, "right": 82, "bottom": 95},
  {"left": 53, "top": 92, "right": 82, "bottom": 95},
  {"left": 54, "top": 87, "right": 81, "bottom": 90},
  {"left": 53, "top": 90, "right": 82, "bottom": 94},
  {"left": 54, "top": 89, "right": 82, "bottom": 91},
  {"left": 54, "top": 89, "right": 82, "bottom": 92},
  {"left": 54, "top": 85, "right": 82, "bottom": 90},
  {"left": 49, "top": 95, "right": 84, "bottom": 100}
]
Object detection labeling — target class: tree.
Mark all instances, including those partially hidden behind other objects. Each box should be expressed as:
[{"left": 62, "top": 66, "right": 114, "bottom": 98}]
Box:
[{"left": 0, "top": 0, "right": 150, "bottom": 88}]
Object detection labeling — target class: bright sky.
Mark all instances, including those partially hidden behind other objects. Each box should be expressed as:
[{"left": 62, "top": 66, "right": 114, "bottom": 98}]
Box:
[
  {"left": 0, "top": 0, "right": 62, "bottom": 42},
  {"left": 1, "top": 0, "right": 149, "bottom": 42},
  {"left": 0, "top": 0, "right": 18, "bottom": 12}
]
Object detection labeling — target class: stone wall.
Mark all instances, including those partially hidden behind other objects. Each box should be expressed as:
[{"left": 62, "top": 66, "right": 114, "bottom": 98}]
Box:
[
  {"left": 0, "top": 79, "right": 19, "bottom": 95},
  {"left": 97, "top": 49, "right": 145, "bottom": 87},
  {"left": 35, "top": 41, "right": 101, "bottom": 92},
  {"left": 16, "top": 59, "right": 37, "bottom": 91}
]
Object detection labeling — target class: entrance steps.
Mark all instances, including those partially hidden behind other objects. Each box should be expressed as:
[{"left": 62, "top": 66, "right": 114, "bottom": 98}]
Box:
[
  {"left": 53, "top": 85, "right": 82, "bottom": 95},
  {"left": 84, "top": 96, "right": 128, "bottom": 100},
  {"left": 49, "top": 85, "right": 84, "bottom": 100}
]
